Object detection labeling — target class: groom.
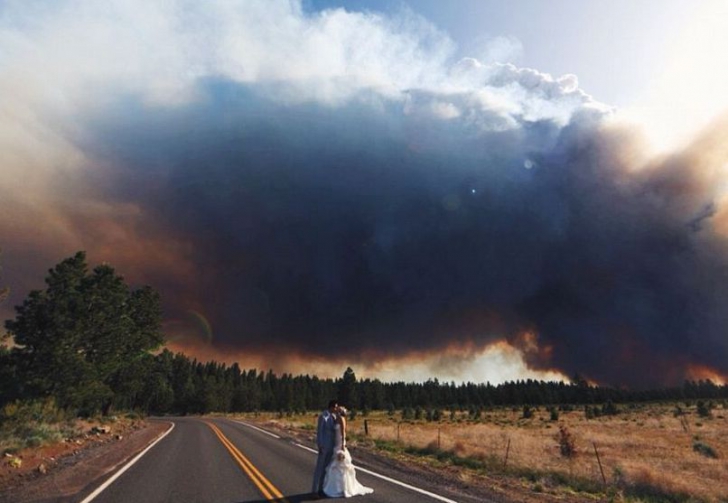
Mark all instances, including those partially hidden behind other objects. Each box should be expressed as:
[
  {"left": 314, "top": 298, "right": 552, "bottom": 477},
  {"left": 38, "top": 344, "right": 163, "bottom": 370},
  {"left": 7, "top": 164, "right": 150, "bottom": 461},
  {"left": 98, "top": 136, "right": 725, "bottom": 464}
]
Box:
[{"left": 311, "top": 399, "right": 338, "bottom": 497}]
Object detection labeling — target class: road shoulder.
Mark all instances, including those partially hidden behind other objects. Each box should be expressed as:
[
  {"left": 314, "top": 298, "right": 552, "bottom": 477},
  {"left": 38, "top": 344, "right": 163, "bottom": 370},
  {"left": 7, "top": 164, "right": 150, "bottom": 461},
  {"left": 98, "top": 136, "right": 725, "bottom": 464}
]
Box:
[{"left": 0, "top": 419, "right": 170, "bottom": 503}]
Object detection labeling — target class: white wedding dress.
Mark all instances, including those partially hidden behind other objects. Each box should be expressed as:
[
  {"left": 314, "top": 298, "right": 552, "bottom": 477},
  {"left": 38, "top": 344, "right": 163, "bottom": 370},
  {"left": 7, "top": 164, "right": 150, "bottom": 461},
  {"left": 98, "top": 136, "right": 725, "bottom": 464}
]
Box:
[{"left": 322, "top": 424, "right": 374, "bottom": 498}]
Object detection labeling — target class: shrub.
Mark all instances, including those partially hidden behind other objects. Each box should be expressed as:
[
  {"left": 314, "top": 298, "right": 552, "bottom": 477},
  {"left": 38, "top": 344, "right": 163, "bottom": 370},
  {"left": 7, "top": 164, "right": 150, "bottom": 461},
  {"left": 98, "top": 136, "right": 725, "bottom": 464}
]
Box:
[
  {"left": 401, "top": 407, "right": 414, "bottom": 420},
  {"left": 602, "top": 400, "right": 619, "bottom": 416},
  {"left": 549, "top": 407, "right": 559, "bottom": 421},
  {"left": 414, "top": 406, "right": 424, "bottom": 421},
  {"left": 556, "top": 425, "right": 576, "bottom": 458},
  {"left": 697, "top": 401, "right": 712, "bottom": 418},
  {"left": 522, "top": 405, "right": 534, "bottom": 419},
  {"left": 693, "top": 441, "right": 718, "bottom": 458},
  {"left": 584, "top": 405, "right": 595, "bottom": 419},
  {"left": 1, "top": 398, "right": 68, "bottom": 425},
  {"left": 0, "top": 400, "right": 70, "bottom": 451}
]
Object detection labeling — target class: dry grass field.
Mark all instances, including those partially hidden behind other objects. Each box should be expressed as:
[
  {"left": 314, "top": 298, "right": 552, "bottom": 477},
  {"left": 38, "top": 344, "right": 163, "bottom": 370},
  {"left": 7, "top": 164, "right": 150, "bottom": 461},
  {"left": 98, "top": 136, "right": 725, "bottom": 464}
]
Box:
[{"left": 244, "top": 402, "right": 728, "bottom": 502}]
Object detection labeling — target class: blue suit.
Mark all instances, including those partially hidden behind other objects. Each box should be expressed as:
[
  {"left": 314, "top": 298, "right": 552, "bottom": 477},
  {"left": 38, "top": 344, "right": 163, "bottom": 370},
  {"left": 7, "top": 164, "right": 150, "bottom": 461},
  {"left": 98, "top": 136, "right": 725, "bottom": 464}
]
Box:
[{"left": 312, "top": 409, "right": 337, "bottom": 493}]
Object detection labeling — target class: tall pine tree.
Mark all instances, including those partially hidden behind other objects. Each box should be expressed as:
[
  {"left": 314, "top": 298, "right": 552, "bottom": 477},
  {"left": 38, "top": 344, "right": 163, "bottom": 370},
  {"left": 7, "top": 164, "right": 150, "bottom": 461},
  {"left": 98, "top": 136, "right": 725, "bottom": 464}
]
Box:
[{"left": 4, "top": 252, "right": 163, "bottom": 415}]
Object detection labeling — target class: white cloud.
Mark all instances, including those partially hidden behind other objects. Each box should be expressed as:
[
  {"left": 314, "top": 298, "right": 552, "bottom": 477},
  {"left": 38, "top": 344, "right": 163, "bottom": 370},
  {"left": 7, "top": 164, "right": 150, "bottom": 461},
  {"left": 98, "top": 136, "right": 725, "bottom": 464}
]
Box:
[{"left": 0, "top": 0, "right": 602, "bottom": 120}]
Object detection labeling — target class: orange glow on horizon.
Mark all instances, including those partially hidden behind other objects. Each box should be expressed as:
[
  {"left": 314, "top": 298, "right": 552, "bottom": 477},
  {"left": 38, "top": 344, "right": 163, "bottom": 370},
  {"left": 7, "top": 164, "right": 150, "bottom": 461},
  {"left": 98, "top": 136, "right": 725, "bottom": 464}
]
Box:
[
  {"left": 163, "top": 336, "right": 570, "bottom": 385},
  {"left": 686, "top": 364, "right": 727, "bottom": 385}
]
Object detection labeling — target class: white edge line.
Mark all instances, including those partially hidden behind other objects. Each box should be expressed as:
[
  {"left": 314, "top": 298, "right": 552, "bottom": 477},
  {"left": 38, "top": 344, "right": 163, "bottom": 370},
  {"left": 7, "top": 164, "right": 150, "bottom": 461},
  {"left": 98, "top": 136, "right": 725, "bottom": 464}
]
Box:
[
  {"left": 233, "top": 420, "right": 281, "bottom": 439},
  {"left": 79, "top": 421, "right": 176, "bottom": 503},
  {"left": 293, "top": 443, "right": 458, "bottom": 503}
]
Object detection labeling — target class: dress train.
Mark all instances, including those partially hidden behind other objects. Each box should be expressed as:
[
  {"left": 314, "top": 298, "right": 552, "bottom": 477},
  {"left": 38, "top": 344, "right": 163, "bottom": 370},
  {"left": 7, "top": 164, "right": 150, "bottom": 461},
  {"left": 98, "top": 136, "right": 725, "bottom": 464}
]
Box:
[{"left": 322, "top": 443, "right": 373, "bottom": 497}]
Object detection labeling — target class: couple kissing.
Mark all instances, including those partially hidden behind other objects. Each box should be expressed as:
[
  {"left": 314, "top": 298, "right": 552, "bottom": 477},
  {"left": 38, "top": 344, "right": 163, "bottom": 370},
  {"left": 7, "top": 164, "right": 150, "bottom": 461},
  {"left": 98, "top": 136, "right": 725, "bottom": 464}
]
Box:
[{"left": 311, "top": 400, "right": 373, "bottom": 499}]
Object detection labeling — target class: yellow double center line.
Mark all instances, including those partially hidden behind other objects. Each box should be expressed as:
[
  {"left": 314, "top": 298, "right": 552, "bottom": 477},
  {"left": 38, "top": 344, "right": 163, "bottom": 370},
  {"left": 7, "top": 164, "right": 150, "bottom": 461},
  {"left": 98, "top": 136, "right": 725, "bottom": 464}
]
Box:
[{"left": 206, "top": 421, "right": 288, "bottom": 502}]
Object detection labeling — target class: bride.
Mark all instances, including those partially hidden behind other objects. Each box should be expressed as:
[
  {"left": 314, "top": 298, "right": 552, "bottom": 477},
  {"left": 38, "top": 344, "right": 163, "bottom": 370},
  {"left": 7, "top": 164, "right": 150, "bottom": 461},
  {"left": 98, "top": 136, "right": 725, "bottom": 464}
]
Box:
[{"left": 322, "top": 406, "right": 374, "bottom": 498}]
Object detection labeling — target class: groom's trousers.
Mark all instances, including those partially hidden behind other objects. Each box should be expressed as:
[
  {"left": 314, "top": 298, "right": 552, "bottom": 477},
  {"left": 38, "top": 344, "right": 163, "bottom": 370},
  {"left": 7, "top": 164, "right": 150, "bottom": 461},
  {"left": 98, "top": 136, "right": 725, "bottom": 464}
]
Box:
[{"left": 312, "top": 446, "right": 334, "bottom": 493}]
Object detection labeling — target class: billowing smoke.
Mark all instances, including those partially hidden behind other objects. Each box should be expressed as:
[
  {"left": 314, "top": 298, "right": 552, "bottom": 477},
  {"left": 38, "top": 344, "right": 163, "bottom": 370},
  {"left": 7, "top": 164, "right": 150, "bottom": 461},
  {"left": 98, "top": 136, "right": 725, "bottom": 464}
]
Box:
[{"left": 2, "top": 0, "right": 728, "bottom": 387}]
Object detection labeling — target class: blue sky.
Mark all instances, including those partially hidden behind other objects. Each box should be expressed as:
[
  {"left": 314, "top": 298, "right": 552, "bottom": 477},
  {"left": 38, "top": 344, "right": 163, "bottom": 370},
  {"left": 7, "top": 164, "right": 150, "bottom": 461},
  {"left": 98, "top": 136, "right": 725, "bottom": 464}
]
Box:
[
  {"left": 305, "top": 0, "right": 727, "bottom": 150},
  {"left": 304, "top": 0, "right": 682, "bottom": 103}
]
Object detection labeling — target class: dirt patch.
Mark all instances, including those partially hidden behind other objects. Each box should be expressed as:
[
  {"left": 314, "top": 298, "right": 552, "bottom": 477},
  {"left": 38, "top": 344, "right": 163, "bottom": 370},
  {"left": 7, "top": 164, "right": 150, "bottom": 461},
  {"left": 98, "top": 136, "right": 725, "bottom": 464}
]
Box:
[{"left": 0, "top": 419, "right": 170, "bottom": 503}]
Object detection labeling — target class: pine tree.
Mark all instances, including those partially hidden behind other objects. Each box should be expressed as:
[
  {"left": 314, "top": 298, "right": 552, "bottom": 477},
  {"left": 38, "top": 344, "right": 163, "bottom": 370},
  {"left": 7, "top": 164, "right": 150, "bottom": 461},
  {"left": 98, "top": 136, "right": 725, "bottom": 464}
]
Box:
[
  {"left": 338, "top": 367, "right": 358, "bottom": 409},
  {"left": 4, "top": 252, "right": 163, "bottom": 415}
]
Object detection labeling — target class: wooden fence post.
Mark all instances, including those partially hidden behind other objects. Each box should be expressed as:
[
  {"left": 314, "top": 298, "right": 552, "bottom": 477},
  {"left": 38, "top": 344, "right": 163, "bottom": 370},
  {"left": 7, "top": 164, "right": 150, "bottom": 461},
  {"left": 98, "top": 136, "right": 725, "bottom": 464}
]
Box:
[
  {"left": 593, "top": 442, "right": 606, "bottom": 485},
  {"left": 503, "top": 437, "right": 511, "bottom": 468},
  {"left": 364, "top": 420, "right": 369, "bottom": 436}
]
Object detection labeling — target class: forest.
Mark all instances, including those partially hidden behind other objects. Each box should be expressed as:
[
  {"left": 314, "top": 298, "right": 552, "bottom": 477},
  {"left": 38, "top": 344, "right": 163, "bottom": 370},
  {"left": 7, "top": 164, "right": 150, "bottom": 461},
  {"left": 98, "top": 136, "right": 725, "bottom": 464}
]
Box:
[{"left": 2, "top": 252, "right": 727, "bottom": 417}]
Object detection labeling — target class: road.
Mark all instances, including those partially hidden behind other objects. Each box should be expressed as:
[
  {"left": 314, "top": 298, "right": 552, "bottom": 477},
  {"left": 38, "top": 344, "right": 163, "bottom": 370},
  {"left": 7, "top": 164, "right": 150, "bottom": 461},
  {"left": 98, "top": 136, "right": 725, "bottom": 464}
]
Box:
[{"left": 75, "top": 417, "right": 479, "bottom": 503}]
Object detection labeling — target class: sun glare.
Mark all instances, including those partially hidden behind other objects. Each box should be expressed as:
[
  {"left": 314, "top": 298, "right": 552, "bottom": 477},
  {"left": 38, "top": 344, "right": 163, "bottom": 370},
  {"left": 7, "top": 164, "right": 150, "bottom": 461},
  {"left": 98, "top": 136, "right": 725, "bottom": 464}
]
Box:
[{"left": 628, "top": 1, "right": 728, "bottom": 153}]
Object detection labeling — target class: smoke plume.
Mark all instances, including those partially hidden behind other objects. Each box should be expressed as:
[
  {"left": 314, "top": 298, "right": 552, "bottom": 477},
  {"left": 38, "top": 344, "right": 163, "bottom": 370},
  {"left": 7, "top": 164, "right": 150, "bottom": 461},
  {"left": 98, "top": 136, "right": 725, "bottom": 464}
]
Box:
[{"left": 2, "top": 0, "right": 727, "bottom": 387}]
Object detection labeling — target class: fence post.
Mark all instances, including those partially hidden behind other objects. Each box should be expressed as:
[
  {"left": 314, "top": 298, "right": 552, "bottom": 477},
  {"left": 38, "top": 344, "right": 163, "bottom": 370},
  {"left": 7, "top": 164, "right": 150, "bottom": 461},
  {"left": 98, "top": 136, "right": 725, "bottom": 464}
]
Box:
[
  {"left": 397, "top": 422, "right": 400, "bottom": 442},
  {"left": 364, "top": 420, "right": 369, "bottom": 436},
  {"left": 593, "top": 442, "right": 606, "bottom": 486},
  {"left": 680, "top": 416, "right": 690, "bottom": 434},
  {"left": 437, "top": 427, "right": 441, "bottom": 450},
  {"left": 503, "top": 437, "right": 511, "bottom": 468}
]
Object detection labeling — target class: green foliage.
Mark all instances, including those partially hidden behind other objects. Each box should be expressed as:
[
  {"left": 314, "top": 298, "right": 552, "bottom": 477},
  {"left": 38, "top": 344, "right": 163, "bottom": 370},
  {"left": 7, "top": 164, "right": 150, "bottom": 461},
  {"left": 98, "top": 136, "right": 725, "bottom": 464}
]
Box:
[
  {"left": 401, "top": 407, "right": 414, "bottom": 420},
  {"left": 338, "top": 367, "right": 358, "bottom": 409},
  {"left": 414, "top": 406, "right": 424, "bottom": 420},
  {"left": 549, "top": 406, "right": 559, "bottom": 421},
  {"left": 697, "top": 400, "right": 712, "bottom": 418},
  {"left": 0, "top": 346, "right": 19, "bottom": 405},
  {"left": 0, "top": 399, "right": 75, "bottom": 452},
  {"left": 4, "top": 251, "right": 728, "bottom": 421},
  {"left": 3, "top": 252, "right": 163, "bottom": 415},
  {"left": 556, "top": 425, "right": 576, "bottom": 458},
  {"left": 584, "top": 405, "right": 596, "bottom": 419},
  {"left": 693, "top": 441, "right": 718, "bottom": 458},
  {"left": 522, "top": 405, "right": 534, "bottom": 419},
  {"left": 0, "top": 398, "right": 68, "bottom": 425},
  {"left": 373, "top": 438, "right": 401, "bottom": 452},
  {"left": 423, "top": 408, "right": 443, "bottom": 422},
  {"left": 386, "top": 402, "right": 395, "bottom": 416},
  {"left": 601, "top": 400, "right": 619, "bottom": 416}
]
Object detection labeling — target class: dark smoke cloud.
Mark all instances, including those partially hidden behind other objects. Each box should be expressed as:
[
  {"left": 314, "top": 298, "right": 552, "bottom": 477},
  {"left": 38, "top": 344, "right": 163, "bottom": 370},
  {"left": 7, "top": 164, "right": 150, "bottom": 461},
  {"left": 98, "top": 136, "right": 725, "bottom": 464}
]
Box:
[
  {"left": 61, "top": 82, "right": 727, "bottom": 387},
  {"left": 2, "top": 0, "right": 728, "bottom": 387}
]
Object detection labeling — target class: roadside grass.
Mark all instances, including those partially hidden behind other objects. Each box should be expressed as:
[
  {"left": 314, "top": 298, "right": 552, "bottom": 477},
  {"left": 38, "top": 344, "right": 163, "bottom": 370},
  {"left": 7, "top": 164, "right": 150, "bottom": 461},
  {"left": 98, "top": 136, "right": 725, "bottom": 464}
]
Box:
[
  {"left": 239, "top": 402, "right": 728, "bottom": 503},
  {"left": 0, "top": 399, "right": 76, "bottom": 453},
  {"left": 0, "top": 399, "right": 134, "bottom": 455}
]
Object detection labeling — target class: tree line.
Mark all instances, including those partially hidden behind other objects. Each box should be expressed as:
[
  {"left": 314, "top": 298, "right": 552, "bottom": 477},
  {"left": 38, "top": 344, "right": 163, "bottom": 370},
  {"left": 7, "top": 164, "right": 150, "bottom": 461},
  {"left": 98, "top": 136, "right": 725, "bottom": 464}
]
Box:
[{"left": 1, "top": 252, "right": 727, "bottom": 417}]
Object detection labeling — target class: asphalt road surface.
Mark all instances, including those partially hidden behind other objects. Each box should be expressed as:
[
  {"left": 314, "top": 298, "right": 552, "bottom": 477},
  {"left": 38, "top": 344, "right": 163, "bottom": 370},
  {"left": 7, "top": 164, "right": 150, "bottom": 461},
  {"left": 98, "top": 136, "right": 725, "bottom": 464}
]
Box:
[{"left": 74, "top": 417, "right": 479, "bottom": 503}]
